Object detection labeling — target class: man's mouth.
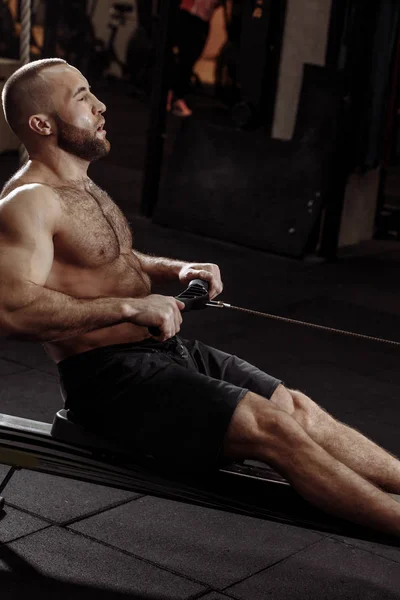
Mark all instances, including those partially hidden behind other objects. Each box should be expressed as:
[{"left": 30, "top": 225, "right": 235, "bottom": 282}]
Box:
[{"left": 96, "top": 120, "right": 105, "bottom": 132}]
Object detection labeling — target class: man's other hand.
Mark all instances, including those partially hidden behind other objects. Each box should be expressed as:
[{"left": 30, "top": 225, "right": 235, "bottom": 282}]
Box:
[
  {"left": 126, "top": 294, "right": 185, "bottom": 341},
  {"left": 178, "top": 263, "right": 223, "bottom": 299}
]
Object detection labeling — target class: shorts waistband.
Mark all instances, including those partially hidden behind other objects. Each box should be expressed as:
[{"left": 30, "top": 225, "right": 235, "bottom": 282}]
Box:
[{"left": 57, "top": 336, "right": 183, "bottom": 374}]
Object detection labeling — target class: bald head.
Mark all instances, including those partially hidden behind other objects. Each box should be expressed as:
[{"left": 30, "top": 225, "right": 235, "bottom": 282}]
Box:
[
  {"left": 2, "top": 59, "right": 109, "bottom": 162},
  {"left": 1, "top": 58, "right": 68, "bottom": 138}
]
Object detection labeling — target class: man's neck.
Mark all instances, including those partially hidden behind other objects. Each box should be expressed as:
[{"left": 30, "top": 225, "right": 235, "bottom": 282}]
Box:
[{"left": 27, "top": 147, "right": 90, "bottom": 184}]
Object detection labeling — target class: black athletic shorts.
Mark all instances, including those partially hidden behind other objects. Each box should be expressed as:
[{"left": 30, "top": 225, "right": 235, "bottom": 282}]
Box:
[{"left": 57, "top": 336, "right": 282, "bottom": 473}]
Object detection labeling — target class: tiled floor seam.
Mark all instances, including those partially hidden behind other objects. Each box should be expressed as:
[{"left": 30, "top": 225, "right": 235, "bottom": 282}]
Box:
[
  {"left": 59, "top": 494, "right": 147, "bottom": 527},
  {"left": 332, "top": 535, "right": 400, "bottom": 563},
  {"left": 31, "top": 366, "right": 58, "bottom": 378},
  {"left": 64, "top": 525, "right": 222, "bottom": 590},
  {"left": 220, "top": 536, "right": 327, "bottom": 595},
  {"left": 195, "top": 592, "right": 236, "bottom": 600},
  {"left": 0, "top": 522, "right": 53, "bottom": 546},
  {"left": 4, "top": 501, "right": 58, "bottom": 525},
  {"left": 0, "top": 356, "right": 33, "bottom": 371},
  {"left": 3, "top": 495, "right": 147, "bottom": 528}
]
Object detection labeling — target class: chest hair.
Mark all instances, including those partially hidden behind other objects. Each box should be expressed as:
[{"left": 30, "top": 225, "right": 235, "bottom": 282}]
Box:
[{"left": 55, "top": 181, "right": 133, "bottom": 264}]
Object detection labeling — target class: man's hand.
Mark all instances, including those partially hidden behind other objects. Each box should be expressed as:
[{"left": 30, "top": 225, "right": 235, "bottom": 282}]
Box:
[
  {"left": 124, "top": 294, "right": 185, "bottom": 341},
  {"left": 178, "top": 263, "right": 223, "bottom": 299}
]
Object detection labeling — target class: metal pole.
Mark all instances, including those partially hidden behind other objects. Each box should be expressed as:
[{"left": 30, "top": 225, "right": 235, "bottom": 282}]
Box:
[
  {"left": 140, "top": 0, "right": 175, "bottom": 217},
  {"left": 19, "top": 0, "right": 31, "bottom": 64},
  {"left": 19, "top": 0, "right": 31, "bottom": 166}
]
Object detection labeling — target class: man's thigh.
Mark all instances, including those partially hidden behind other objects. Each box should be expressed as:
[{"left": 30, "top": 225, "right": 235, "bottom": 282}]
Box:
[
  {"left": 181, "top": 338, "right": 282, "bottom": 400},
  {"left": 96, "top": 352, "right": 248, "bottom": 473}
]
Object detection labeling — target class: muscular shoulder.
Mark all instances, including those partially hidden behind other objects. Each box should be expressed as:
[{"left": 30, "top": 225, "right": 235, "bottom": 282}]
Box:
[{"left": 0, "top": 183, "right": 62, "bottom": 236}]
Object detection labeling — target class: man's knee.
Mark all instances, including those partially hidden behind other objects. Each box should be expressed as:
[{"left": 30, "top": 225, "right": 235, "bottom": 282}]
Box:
[
  {"left": 222, "top": 390, "right": 306, "bottom": 462},
  {"left": 270, "top": 384, "right": 314, "bottom": 431}
]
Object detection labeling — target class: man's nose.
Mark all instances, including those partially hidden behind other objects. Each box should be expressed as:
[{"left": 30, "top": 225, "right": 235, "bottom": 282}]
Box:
[{"left": 92, "top": 97, "right": 106, "bottom": 114}]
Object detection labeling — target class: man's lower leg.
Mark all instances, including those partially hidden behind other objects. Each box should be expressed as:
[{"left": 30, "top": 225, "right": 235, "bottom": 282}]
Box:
[
  {"left": 258, "top": 411, "right": 400, "bottom": 536},
  {"left": 291, "top": 391, "right": 400, "bottom": 494}
]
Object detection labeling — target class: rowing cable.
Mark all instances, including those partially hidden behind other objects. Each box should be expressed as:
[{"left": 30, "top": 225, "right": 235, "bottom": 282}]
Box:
[{"left": 207, "top": 301, "right": 400, "bottom": 348}]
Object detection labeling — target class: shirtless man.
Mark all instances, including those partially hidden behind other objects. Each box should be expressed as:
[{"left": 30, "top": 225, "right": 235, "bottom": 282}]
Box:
[{"left": 1, "top": 59, "right": 400, "bottom": 538}]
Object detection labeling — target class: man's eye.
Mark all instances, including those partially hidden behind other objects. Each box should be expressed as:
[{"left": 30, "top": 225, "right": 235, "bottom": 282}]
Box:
[{"left": 78, "top": 95, "right": 87, "bottom": 101}]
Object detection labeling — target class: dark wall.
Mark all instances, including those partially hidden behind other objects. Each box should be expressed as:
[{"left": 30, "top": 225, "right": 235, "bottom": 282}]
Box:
[{"left": 154, "top": 65, "right": 343, "bottom": 258}]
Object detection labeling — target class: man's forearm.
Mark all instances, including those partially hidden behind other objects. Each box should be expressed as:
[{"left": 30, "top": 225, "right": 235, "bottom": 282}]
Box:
[
  {"left": 0, "top": 284, "right": 130, "bottom": 342},
  {"left": 134, "top": 251, "right": 188, "bottom": 283}
]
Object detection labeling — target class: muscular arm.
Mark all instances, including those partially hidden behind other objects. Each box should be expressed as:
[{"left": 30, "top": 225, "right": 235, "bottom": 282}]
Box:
[
  {"left": 0, "top": 186, "right": 182, "bottom": 342},
  {"left": 3, "top": 283, "right": 131, "bottom": 342},
  {"left": 134, "top": 251, "right": 223, "bottom": 298},
  {"left": 133, "top": 251, "right": 188, "bottom": 282}
]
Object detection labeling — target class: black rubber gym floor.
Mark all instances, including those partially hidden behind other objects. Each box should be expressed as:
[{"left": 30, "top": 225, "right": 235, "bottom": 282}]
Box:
[{"left": 1, "top": 83, "right": 400, "bottom": 599}]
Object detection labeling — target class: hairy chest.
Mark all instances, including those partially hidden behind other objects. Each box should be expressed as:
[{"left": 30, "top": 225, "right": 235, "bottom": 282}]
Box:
[{"left": 55, "top": 183, "right": 132, "bottom": 267}]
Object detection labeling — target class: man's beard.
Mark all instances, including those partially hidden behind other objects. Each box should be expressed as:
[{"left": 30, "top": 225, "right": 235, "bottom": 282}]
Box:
[{"left": 53, "top": 114, "right": 110, "bottom": 162}]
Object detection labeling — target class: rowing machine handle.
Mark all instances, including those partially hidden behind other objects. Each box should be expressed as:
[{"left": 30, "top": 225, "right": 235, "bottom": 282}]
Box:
[{"left": 148, "top": 279, "right": 210, "bottom": 337}]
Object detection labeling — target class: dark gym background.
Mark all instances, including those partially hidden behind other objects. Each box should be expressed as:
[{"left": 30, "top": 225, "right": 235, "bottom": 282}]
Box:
[{"left": 1, "top": 1, "right": 400, "bottom": 598}]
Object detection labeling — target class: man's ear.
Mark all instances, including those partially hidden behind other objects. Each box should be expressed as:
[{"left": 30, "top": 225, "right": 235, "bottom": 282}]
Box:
[{"left": 28, "top": 114, "right": 53, "bottom": 136}]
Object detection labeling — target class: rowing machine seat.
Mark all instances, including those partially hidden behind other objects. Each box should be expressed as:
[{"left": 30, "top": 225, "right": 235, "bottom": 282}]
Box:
[{"left": 51, "top": 409, "right": 130, "bottom": 456}]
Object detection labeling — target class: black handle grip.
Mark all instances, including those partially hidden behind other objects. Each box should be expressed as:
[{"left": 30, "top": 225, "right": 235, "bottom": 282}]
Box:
[{"left": 149, "top": 279, "right": 210, "bottom": 337}]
